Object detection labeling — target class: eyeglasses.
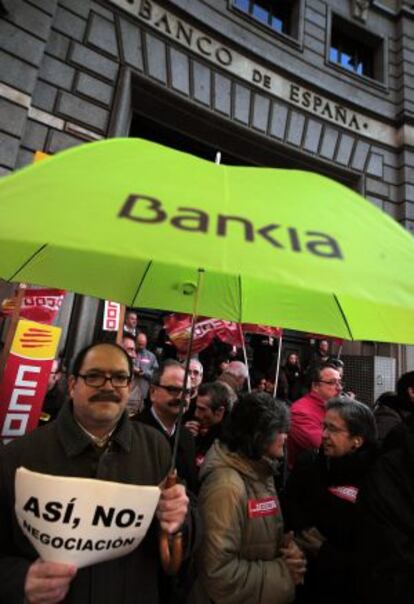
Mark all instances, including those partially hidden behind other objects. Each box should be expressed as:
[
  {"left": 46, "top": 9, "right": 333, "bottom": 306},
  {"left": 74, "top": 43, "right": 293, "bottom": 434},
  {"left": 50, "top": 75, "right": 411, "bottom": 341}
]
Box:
[
  {"left": 189, "top": 369, "right": 202, "bottom": 376},
  {"left": 322, "top": 422, "right": 349, "bottom": 434},
  {"left": 78, "top": 372, "right": 131, "bottom": 388},
  {"left": 156, "top": 384, "right": 193, "bottom": 397},
  {"left": 318, "top": 379, "right": 343, "bottom": 386}
]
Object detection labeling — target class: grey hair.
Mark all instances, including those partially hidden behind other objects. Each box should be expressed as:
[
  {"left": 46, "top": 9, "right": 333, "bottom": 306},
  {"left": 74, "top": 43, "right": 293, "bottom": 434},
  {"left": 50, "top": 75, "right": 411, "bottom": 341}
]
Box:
[
  {"left": 227, "top": 361, "right": 249, "bottom": 379},
  {"left": 326, "top": 397, "right": 377, "bottom": 446}
]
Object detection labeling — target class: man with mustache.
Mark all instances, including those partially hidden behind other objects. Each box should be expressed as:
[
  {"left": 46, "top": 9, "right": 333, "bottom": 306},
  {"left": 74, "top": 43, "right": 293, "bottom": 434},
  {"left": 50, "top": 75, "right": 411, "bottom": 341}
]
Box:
[
  {"left": 135, "top": 360, "right": 198, "bottom": 494},
  {"left": 0, "top": 342, "right": 192, "bottom": 604}
]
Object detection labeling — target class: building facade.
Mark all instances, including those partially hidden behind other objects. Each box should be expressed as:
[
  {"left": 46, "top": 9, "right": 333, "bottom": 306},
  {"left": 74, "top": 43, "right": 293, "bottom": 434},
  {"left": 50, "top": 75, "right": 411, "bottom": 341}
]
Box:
[{"left": 0, "top": 0, "right": 413, "bottom": 383}]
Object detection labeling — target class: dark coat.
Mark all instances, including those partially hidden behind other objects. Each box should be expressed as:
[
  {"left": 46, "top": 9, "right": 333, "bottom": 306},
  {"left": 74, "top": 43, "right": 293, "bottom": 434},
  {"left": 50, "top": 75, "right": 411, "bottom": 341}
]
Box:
[
  {"left": 356, "top": 416, "right": 414, "bottom": 604},
  {"left": 281, "top": 364, "right": 305, "bottom": 403},
  {"left": 374, "top": 394, "right": 413, "bottom": 446},
  {"left": 134, "top": 408, "right": 201, "bottom": 603},
  {"left": 135, "top": 407, "right": 199, "bottom": 494},
  {"left": 0, "top": 402, "right": 173, "bottom": 604},
  {"left": 283, "top": 446, "right": 378, "bottom": 604}
]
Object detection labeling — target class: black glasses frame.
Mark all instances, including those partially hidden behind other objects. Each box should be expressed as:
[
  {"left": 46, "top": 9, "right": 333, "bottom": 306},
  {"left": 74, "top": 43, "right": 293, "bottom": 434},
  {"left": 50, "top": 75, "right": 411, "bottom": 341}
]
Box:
[
  {"left": 155, "top": 383, "right": 193, "bottom": 397},
  {"left": 77, "top": 372, "right": 131, "bottom": 388}
]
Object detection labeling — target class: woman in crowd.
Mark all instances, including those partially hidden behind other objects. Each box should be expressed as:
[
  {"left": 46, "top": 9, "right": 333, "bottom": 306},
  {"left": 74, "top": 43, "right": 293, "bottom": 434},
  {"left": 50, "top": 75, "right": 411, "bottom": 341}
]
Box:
[
  {"left": 283, "top": 397, "right": 378, "bottom": 604},
  {"left": 281, "top": 352, "right": 305, "bottom": 403},
  {"left": 190, "top": 392, "right": 305, "bottom": 604}
]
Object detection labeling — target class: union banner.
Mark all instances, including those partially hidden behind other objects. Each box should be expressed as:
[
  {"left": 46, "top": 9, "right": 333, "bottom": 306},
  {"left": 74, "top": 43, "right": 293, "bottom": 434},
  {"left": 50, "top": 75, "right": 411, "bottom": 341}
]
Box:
[{"left": 0, "top": 319, "right": 61, "bottom": 443}]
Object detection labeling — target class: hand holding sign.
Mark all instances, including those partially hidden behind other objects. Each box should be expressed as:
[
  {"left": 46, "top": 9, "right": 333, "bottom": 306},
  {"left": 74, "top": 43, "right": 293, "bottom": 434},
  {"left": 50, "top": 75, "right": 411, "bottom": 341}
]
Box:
[
  {"left": 25, "top": 559, "right": 77, "bottom": 604},
  {"left": 15, "top": 468, "right": 160, "bottom": 569}
]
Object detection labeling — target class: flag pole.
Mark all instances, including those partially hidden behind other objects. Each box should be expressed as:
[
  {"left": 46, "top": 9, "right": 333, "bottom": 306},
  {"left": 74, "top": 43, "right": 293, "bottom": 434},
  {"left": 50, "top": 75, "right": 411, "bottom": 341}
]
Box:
[
  {"left": 238, "top": 324, "right": 251, "bottom": 393},
  {"left": 272, "top": 334, "right": 283, "bottom": 399}
]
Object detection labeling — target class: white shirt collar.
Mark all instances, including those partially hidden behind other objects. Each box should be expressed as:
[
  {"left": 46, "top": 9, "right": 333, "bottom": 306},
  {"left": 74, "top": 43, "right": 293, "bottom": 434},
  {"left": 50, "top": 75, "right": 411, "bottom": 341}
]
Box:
[{"left": 150, "top": 406, "right": 176, "bottom": 436}]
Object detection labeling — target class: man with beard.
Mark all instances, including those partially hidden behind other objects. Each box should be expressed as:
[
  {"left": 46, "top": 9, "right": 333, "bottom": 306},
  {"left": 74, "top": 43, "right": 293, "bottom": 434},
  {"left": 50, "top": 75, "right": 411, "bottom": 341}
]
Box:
[
  {"left": 135, "top": 360, "right": 198, "bottom": 493},
  {"left": 0, "top": 342, "right": 191, "bottom": 604}
]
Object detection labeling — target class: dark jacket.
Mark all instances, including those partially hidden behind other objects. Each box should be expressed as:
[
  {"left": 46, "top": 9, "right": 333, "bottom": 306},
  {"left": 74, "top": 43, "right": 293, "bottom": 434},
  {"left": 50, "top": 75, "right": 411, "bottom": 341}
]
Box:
[
  {"left": 284, "top": 446, "right": 378, "bottom": 604},
  {"left": 135, "top": 407, "right": 198, "bottom": 494},
  {"left": 0, "top": 402, "right": 173, "bottom": 604},
  {"left": 281, "top": 364, "right": 305, "bottom": 403},
  {"left": 374, "top": 393, "right": 413, "bottom": 446},
  {"left": 356, "top": 416, "right": 414, "bottom": 604},
  {"left": 134, "top": 408, "right": 201, "bottom": 603}
]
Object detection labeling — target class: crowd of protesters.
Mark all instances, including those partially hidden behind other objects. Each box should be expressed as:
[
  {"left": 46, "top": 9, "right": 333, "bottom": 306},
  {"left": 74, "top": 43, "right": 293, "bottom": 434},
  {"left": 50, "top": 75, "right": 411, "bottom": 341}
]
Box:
[{"left": 0, "top": 314, "right": 413, "bottom": 604}]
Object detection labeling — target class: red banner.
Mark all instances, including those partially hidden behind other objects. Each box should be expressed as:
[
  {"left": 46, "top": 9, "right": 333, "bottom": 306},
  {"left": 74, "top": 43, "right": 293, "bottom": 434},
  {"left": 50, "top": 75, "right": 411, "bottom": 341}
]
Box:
[
  {"left": 0, "top": 288, "right": 66, "bottom": 325},
  {"left": 243, "top": 324, "right": 283, "bottom": 338},
  {"left": 164, "top": 314, "right": 282, "bottom": 354},
  {"left": 0, "top": 319, "right": 61, "bottom": 443}
]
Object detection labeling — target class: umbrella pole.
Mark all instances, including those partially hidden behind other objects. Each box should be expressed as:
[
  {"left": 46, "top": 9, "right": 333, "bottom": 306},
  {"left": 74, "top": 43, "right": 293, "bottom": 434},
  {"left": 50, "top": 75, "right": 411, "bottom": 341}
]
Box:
[
  {"left": 238, "top": 324, "right": 251, "bottom": 393},
  {"left": 160, "top": 269, "right": 204, "bottom": 576},
  {"left": 337, "top": 344, "right": 343, "bottom": 360},
  {"left": 272, "top": 334, "right": 283, "bottom": 399}
]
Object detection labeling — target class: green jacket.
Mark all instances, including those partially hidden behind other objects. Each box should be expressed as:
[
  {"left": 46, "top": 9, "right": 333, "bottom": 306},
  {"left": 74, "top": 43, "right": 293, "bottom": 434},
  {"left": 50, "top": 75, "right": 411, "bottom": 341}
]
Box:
[{"left": 190, "top": 441, "right": 295, "bottom": 604}]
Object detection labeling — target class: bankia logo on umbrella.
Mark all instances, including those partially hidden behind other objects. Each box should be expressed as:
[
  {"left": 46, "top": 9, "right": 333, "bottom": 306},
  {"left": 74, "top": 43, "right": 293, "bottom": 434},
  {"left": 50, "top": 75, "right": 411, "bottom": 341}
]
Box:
[{"left": 118, "top": 194, "right": 343, "bottom": 260}]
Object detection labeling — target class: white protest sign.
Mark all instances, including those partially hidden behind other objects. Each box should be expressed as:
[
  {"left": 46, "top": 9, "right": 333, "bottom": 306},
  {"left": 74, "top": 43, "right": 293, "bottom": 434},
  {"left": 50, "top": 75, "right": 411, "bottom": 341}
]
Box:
[{"left": 15, "top": 467, "right": 160, "bottom": 568}]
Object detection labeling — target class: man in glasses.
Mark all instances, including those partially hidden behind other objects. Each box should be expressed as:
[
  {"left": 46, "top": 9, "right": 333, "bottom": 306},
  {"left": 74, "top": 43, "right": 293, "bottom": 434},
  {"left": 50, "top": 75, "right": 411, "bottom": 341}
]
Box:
[
  {"left": 188, "top": 359, "right": 203, "bottom": 393},
  {"left": 135, "top": 360, "right": 198, "bottom": 494},
  {"left": 287, "top": 364, "right": 342, "bottom": 469},
  {"left": 183, "top": 358, "right": 204, "bottom": 421},
  {"left": 0, "top": 342, "right": 191, "bottom": 604}
]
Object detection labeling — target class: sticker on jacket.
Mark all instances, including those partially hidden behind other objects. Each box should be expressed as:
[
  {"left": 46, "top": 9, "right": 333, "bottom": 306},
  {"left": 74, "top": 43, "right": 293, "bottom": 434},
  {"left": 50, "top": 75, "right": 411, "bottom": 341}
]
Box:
[
  {"left": 195, "top": 452, "right": 205, "bottom": 467},
  {"left": 328, "top": 485, "right": 358, "bottom": 503},
  {"left": 247, "top": 497, "right": 280, "bottom": 518}
]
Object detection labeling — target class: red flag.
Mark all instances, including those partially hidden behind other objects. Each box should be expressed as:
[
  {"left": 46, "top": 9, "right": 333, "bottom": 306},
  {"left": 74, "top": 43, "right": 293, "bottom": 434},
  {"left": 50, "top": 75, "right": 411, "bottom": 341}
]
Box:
[
  {"left": 164, "top": 314, "right": 242, "bottom": 354},
  {"left": 164, "top": 314, "right": 282, "bottom": 354},
  {"left": 0, "top": 288, "right": 66, "bottom": 325},
  {"left": 242, "top": 324, "right": 283, "bottom": 338}
]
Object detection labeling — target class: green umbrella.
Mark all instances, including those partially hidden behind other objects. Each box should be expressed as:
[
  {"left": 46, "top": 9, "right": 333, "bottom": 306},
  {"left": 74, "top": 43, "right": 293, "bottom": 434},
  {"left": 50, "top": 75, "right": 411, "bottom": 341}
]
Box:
[{"left": 0, "top": 137, "right": 413, "bottom": 344}]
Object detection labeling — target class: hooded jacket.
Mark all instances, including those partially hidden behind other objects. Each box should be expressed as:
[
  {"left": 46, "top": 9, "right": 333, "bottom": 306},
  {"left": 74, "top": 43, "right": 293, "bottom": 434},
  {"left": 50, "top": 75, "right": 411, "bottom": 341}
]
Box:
[{"left": 190, "top": 441, "right": 294, "bottom": 604}]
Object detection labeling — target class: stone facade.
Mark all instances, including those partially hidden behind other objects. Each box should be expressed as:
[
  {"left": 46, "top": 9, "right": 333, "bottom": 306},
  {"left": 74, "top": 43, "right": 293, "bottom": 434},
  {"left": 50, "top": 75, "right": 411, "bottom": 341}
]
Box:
[{"left": 0, "top": 0, "right": 413, "bottom": 369}]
